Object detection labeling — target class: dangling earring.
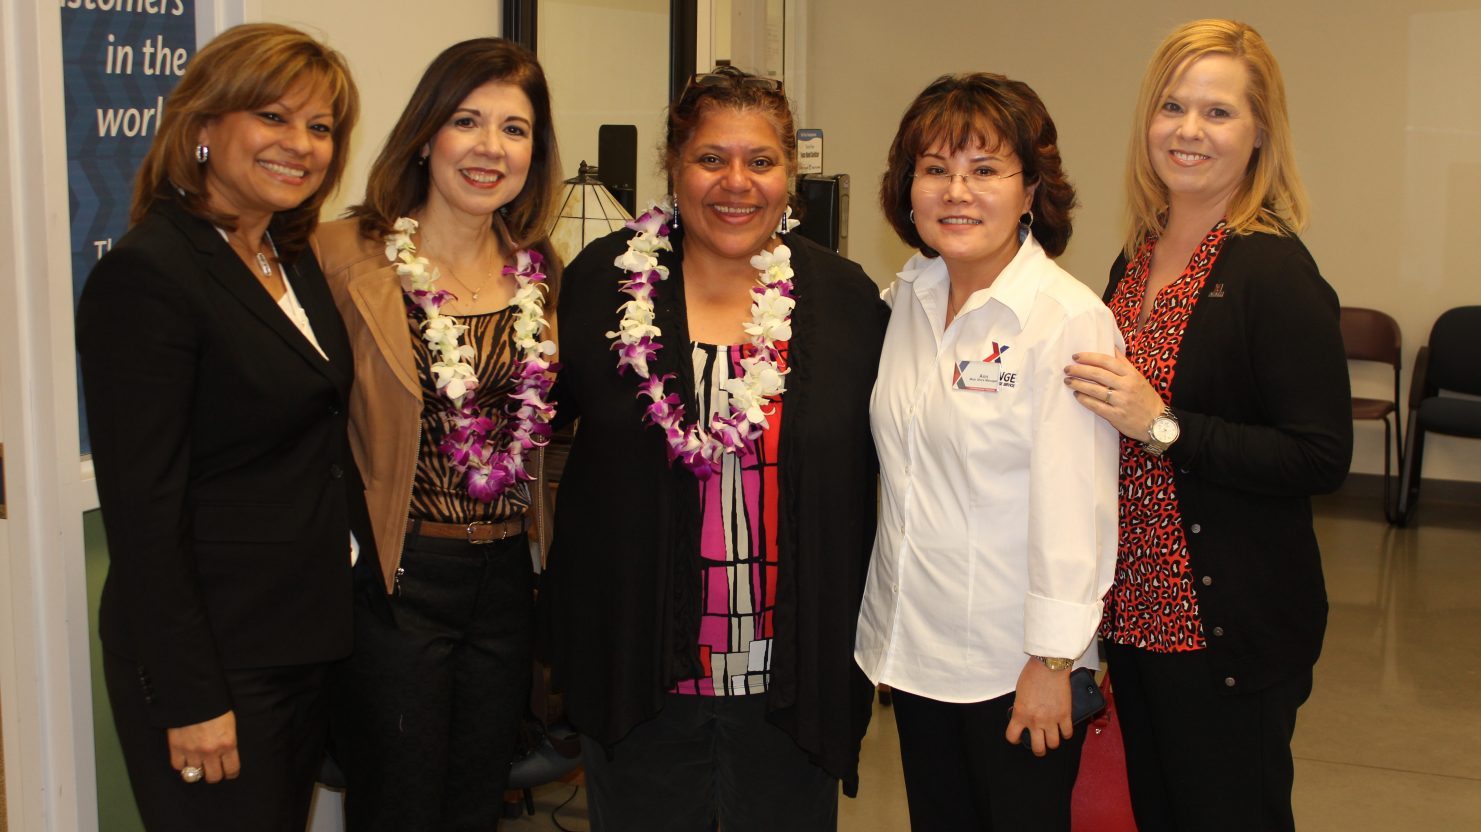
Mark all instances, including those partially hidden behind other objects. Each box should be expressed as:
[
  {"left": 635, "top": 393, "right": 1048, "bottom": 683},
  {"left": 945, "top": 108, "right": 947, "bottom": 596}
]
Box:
[
  {"left": 670, "top": 198, "right": 680, "bottom": 231},
  {"left": 195, "top": 145, "right": 209, "bottom": 164},
  {"left": 775, "top": 205, "right": 793, "bottom": 237},
  {"left": 1019, "top": 210, "right": 1034, "bottom": 229},
  {"left": 909, "top": 209, "right": 916, "bottom": 225},
  {"left": 417, "top": 154, "right": 427, "bottom": 166}
]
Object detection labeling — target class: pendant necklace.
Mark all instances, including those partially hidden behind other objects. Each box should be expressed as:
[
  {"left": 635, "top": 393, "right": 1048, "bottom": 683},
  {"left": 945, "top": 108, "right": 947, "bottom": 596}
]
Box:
[
  {"left": 237, "top": 232, "right": 276, "bottom": 277},
  {"left": 447, "top": 265, "right": 496, "bottom": 301}
]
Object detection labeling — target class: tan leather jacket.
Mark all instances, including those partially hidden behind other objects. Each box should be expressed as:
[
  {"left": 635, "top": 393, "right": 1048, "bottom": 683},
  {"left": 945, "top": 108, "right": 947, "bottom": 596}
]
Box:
[
  {"left": 318, "top": 218, "right": 552, "bottom": 593},
  {"left": 318, "top": 219, "right": 424, "bottom": 594}
]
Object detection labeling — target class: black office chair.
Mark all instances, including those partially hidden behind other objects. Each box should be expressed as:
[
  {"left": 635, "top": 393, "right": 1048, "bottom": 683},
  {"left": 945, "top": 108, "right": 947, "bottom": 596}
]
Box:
[
  {"left": 1394, "top": 306, "right": 1481, "bottom": 525},
  {"left": 1339, "top": 307, "right": 1404, "bottom": 523}
]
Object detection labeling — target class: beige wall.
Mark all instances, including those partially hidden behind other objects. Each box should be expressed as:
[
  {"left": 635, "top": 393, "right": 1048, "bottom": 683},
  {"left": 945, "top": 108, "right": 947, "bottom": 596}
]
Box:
[
  {"left": 540, "top": 0, "right": 671, "bottom": 201},
  {"left": 805, "top": 0, "right": 1481, "bottom": 482}
]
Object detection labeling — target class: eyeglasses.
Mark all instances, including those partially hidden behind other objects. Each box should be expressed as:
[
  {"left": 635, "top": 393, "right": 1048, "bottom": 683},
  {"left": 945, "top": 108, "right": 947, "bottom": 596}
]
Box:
[
  {"left": 684, "top": 71, "right": 784, "bottom": 96},
  {"left": 912, "top": 164, "right": 1024, "bottom": 194}
]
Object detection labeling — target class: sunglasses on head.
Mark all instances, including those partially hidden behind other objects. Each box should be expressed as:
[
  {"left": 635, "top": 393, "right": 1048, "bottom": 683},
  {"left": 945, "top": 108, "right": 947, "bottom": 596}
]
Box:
[{"left": 684, "top": 71, "right": 784, "bottom": 96}]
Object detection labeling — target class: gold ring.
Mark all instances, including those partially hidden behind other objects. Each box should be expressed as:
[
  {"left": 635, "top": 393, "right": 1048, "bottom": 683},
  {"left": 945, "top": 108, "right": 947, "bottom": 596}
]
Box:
[{"left": 180, "top": 765, "right": 204, "bottom": 784}]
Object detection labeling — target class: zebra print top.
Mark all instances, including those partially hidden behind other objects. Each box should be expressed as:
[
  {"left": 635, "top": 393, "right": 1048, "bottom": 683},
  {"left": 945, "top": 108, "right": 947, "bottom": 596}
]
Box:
[{"left": 407, "top": 305, "right": 531, "bottom": 524}]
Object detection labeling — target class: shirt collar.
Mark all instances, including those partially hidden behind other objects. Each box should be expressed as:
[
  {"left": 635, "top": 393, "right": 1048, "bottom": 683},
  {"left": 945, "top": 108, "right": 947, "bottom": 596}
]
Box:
[{"left": 899, "top": 231, "right": 1049, "bottom": 330}]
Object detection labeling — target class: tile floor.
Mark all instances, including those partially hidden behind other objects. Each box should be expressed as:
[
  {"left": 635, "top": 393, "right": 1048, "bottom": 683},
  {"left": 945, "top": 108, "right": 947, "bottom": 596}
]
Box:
[{"left": 501, "top": 491, "right": 1481, "bottom": 831}]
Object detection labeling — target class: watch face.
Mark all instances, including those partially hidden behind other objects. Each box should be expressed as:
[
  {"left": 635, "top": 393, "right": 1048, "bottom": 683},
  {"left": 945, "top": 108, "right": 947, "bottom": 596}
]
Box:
[{"left": 1151, "top": 417, "right": 1180, "bottom": 444}]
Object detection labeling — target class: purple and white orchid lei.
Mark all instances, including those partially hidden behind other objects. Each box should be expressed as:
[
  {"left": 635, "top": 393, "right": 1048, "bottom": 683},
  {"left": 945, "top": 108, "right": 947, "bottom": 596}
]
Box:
[
  {"left": 605, "top": 199, "right": 795, "bottom": 480},
  {"left": 387, "top": 217, "right": 557, "bottom": 503}
]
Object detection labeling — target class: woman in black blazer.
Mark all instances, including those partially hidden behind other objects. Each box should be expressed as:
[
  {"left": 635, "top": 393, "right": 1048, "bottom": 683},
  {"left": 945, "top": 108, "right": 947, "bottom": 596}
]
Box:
[
  {"left": 1064, "top": 19, "right": 1351, "bottom": 832},
  {"left": 76, "top": 24, "right": 366, "bottom": 832}
]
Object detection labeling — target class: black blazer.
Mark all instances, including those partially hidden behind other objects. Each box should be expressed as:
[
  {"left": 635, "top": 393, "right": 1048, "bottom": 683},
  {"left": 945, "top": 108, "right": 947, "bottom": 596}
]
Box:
[
  {"left": 1107, "top": 231, "right": 1352, "bottom": 694},
  {"left": 78, "top": 200, "right": 372, "bottom": 728}
]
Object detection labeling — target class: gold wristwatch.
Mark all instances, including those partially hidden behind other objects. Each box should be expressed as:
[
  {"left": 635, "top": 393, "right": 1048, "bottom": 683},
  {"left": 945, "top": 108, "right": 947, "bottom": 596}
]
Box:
[{"left": 1032, "top": 655, "right": 1074, "bottom": 672}]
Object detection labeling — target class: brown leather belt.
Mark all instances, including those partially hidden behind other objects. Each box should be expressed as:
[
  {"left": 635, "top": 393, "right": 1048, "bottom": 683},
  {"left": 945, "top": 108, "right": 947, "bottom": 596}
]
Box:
[{"left": 408, "top": 517, "right": 526, "bottom": 545}]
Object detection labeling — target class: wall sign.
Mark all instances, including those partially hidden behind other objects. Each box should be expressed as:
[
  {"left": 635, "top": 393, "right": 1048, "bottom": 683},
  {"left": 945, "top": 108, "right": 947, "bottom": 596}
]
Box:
[{"left": 61, "top": 0, "right": 197, "bottom": 452}]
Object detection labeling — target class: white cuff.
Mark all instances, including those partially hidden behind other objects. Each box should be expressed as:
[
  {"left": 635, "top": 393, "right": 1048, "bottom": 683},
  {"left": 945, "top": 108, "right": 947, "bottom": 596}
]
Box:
[{"left": 1023, "top": 592, "right": 1102, "bottom": 660}]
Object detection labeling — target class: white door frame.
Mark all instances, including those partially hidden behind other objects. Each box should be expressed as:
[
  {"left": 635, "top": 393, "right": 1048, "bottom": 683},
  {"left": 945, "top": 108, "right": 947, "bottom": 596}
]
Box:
[{"left": 1, "top": 0, "right": 96, "bottom": 828}]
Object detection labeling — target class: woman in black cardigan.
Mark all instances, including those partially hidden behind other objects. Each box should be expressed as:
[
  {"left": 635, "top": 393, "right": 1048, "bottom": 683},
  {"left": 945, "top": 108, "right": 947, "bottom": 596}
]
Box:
[
  {"left": 540, "top": 67, "right": 887, "bottom": 831},
  {"left": 1064, "top": 20, "right": 1351, "bottom": 832}
]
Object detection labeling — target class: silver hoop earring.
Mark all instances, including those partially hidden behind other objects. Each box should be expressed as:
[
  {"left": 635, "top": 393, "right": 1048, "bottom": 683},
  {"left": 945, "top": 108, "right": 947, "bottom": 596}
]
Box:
[
  {"left": 1019, "top": 210, "right": 1034, "bottom": 228},
  {"left": 909, "top": 209, "right": 915, "bottom": 224},
  {"left": 775, "top": 205, "right": 793, "bottom": 237},
  {"left": 195, "top": 145, "right": 209, "bottom": 164},
  {"left": 670, "top": 197, "right": 680, "bottom": 230}
]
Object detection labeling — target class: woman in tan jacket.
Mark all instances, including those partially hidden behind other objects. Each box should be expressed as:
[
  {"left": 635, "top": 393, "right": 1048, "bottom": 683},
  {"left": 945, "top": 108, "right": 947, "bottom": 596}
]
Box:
[{"left": 316, "top": 37, "right": 561, "bottom": 832}]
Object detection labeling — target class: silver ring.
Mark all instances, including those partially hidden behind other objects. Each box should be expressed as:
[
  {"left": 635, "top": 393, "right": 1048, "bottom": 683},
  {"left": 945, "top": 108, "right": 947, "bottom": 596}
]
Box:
[
  {"left": 180, "top": 765, "right": 204, "bottom": 784},
  {"left": 1104, "top": 388, "right": 1113, "bottom": 404}
]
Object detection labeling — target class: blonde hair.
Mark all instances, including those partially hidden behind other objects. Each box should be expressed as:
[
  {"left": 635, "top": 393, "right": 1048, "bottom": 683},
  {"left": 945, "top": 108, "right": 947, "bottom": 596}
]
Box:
[
  {"left": 1124, "top": 18, "right": 1308, "bottom": 256},
  {"left": 131, "top": 23, "right": 359, "bottom": 261}
]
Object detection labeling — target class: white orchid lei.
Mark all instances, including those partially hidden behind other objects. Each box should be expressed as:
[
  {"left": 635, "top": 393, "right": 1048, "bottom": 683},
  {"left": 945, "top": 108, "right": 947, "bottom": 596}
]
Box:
[
  {"left": 387, "top": 217, "right": 557, "bottom": 503},
  {"left": 606, "top": 199, "right": 795, "bottom": 480}
]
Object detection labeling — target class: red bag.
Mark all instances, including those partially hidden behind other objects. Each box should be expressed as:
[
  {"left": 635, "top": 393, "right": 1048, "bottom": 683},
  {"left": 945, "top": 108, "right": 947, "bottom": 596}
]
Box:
[{"left": 1070, "top": 675, "right": 1137, "bottom": 831}]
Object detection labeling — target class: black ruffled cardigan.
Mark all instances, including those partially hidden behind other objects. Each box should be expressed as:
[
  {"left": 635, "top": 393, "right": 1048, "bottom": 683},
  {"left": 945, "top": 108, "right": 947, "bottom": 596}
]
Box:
[{"left": 539, "top": 227, "right": 888, "bottom": 793}]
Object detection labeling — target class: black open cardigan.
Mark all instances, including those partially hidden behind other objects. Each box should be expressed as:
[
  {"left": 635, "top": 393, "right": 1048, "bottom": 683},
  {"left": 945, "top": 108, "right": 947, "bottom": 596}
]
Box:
[
  {"left": 539, "top": 227, "right": 888, "bottom": 793},
  {"left": 1106, "top": 230, "right": 1352, "bottom": 693}
]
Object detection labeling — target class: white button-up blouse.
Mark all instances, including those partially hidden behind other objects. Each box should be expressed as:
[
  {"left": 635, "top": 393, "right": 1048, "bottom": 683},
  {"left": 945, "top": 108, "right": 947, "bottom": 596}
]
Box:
[{"left": 855, "top": 235, "right": 1123, "bottom": 703}]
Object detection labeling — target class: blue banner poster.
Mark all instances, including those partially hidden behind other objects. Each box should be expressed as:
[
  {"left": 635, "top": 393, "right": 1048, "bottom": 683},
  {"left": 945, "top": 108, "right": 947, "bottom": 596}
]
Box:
[{"left": 62, "top": 0, "right": 196, "bottom": 452}]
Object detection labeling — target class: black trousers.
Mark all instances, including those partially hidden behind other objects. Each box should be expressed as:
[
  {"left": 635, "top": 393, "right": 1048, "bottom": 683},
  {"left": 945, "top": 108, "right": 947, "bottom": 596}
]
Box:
[
  {"left": 331, "top": 532, "right": 534, "bottom": 832},
  {"left": 105, "top": 651, "right": 330, "bottom": 832},
  {"left": 891, "top": 687, "right": 1085, "bottom": 832},
  {"left": 581, "top": 692, "right": 839, "bottom": 832},
  {"left": 1103, "top": 642, "right": 1313, "bottom": 832}
]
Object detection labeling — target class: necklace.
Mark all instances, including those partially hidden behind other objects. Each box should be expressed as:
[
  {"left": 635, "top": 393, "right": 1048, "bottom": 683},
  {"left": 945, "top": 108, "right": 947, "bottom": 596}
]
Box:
[
  {"left": 607, "top": 199, "right": 795, "bottom": 480},
  {"left": 386, "top": 217, "right": 557, "bottom": 503},
  {"left": 435, "top": 234, "right": 499, "bottom": 301},
  {"left": 229, "top": 230, "right": 276, "bottom": 277}
]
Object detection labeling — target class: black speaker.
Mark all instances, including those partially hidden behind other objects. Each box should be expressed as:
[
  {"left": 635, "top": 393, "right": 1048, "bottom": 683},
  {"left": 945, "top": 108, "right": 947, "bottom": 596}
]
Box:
[
  {"left": 795, "top": 173, "right": 849, "bottom": 256},
  {"left": 598, "top": 124, "right": 638, "bottom": 217}
]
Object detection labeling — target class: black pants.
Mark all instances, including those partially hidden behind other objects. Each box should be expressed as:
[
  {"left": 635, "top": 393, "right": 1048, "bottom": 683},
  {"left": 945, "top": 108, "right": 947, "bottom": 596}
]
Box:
[
  {"left": 581, "top": 692, "right": 839, "bottom": 832},
  {"left": 1103, "top": 642, "right": 1313, "bottom": 832},
  {"left": 105, "top": 651, "right": 329, "bottom": 832},
  {"left": 331, "top": 532, "right": 534, "bottom": 832},
  {"left": 891, "top": 687, "right": 1085, "bottom": 832}
]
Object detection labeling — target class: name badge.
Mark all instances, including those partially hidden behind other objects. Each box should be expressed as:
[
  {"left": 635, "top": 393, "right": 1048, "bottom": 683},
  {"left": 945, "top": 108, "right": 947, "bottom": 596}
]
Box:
[{"left": 953, "top": 360, "right": 1017, "bottom": 392}]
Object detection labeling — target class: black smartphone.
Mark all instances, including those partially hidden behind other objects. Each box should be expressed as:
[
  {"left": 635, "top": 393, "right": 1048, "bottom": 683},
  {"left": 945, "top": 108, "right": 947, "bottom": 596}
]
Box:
[{"left": 1008, "top": 666, "right": 1106, "bottom": 749}]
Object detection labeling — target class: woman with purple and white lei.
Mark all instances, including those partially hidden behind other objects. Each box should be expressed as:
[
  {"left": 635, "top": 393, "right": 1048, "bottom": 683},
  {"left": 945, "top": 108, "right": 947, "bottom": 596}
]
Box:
[
  {"left": 316, "top": 38, "right": 561, "bottom": 832},
  {"left": 540, "top": 66, "right": 888, "bottom": 831}
]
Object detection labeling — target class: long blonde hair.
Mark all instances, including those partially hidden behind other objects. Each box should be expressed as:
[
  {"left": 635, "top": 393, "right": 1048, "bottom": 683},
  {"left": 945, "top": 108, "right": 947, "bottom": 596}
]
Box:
[
  {"left": 1124, "top": 19, "right": 1308, "bottom": 256},
  {"left": 132, "top": 23, "right": 359, "bottom": 261}
]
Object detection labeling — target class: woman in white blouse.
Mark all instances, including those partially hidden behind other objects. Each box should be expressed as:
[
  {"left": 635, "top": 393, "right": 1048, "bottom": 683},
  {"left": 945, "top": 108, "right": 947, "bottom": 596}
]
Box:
[{"left": 855, "top": 73, "right": 1121, "bottom": 830}]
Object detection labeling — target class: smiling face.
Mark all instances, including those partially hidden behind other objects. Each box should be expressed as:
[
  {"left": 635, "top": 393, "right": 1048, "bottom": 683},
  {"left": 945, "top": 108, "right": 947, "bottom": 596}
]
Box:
[
  {"left": 197, "top": 78, "right": 335, "bottom": 223},
  {"left": 909, "top": 139, "right": 1035, "bottom": 282},
  {"left": 1148, "top": 53, "right": 1262, "bottom": 214},
  {"left": 422, "top": 80, "right": 535, "bottom": 222},
  {"left": 673, "top": 106, "right": 790, "bottom": 264}
]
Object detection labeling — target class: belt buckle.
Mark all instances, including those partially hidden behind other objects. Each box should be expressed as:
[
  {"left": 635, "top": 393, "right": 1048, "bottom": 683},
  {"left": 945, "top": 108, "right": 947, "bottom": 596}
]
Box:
[{"left": 465, "top": 521, "right": 499, "bottom": 545}]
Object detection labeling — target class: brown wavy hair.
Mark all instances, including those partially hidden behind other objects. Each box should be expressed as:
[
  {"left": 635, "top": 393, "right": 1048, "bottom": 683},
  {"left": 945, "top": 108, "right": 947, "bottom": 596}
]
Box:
[
  {"left": 347, "top": 37, "right": 561, "bottom": 275},
  {"left": 1124, "top": 18, "right": 1308, "bottom": 256},
  {"left": 880, "top": 73, "right": 1077, "bottom": 258},
  {"left": 130, "top": 23, "right": 359, "bottom": 261}
]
